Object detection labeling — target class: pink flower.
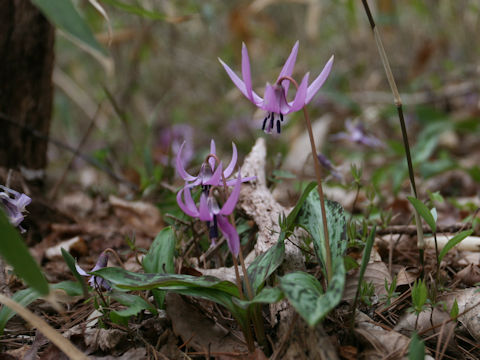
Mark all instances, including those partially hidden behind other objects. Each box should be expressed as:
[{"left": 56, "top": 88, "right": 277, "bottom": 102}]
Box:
[
  {"left": 0, "top": 185, "right": 31, "bottom": 232},
  {"left": 75, "top": 251, "right": 111, "bottom": 290},
  {"left": 219, "top": 41, "right": 334, "bottom": 133},
  {"left": 176, "top": 173, "right": 242, "bottom": 256}
]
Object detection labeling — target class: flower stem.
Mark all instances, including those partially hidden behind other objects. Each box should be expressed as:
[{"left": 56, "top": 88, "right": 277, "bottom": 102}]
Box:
[
  {"left": 277, "top": 75, "right": 333, "bottom": 282},
  {"left": 302, "top": 107, "right": 333, "bottom": 282},
  {"left": 360, "top": 0, "right": 424, "bottom": 276}
]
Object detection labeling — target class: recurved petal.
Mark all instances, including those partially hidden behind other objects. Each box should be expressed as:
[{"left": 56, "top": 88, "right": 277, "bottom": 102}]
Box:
[
  {"left": 75, "top": 263, "right": 89, "bottom": 277},
  {"left": 209, "top": 140, "right": 216, "bottom": 169},
  {"left": 176, "top": 187, "right": 199, "bottom": 217},
  {"left": 217, "top": 215, "right": 240, "bottom": 257},
  {"left": 288, "top": 72, "right": 309, "bottom": 113},
  {"left": 199, "top": 193, "right": 213, "bottom": 221},
  {"left": 223, "top": 142, "right": 237, "bottom": 178},
  {"left": 176, "top": 142, "right": 197, "bottom": 181},
  {"left": 305, "top": 55, "right": 334, "bottom": 104},
  {"left": 220, "top": 171, "right": 241, "bottom": 216},
  {"left": 204, "top": 162, "right": 223, "bottom": 186}
]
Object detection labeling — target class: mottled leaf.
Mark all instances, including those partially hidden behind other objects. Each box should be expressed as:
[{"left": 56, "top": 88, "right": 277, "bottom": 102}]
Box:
[
  {"left": 408, "top": 332, "right": 425, "bottom": 360},
  {"left": 232, "top": 287, "right": 284, "bottom": 309},
  {"left": 110, "top": 291, "right": 157, "bottom": 317},
  {"left": 247, "top": 239, "right": 285, "bottom": 294}
]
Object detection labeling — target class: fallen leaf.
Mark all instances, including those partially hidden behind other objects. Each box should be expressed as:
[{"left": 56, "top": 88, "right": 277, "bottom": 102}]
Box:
[
  {"left": 442, "top": 288, "right": 480, "bottom": 342},
  {"left": 166, "top": 293, "right": 248, "bottom": 354},
  {"left": 455, "top": 263, "right": 480, "bottom": 286}
]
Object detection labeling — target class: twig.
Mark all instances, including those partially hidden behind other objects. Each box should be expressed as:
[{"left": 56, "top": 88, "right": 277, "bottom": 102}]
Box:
[{"left": 360, "top": 0, "right": 425, "bottom": 276}]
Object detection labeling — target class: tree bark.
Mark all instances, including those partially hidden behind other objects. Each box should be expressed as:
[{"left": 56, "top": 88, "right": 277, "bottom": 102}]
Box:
[{"left": 0, "top": 0, "right": 54, "bottom": 177}]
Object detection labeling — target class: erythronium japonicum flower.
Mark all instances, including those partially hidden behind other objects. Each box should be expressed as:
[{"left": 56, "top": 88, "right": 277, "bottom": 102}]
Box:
[
  {"left": 177, "top": 173, "right": 242, "bottom": 256},
  {"left": 176, "top": 139, "right": 255, "bottom": 188},
  {"left": 219, "top": 41, "right": 334, "bottom": 133},
  {"left": 0, "top": 185, "right": 31, "bottom": 232},
  {"left": 75, "top": 251, "right": 111, "bottom": 291}
]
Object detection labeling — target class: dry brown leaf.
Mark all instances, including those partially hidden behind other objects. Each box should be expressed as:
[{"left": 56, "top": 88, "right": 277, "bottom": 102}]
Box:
[
  {"left": 166, "top": 293, "right": 248, "bottom": 354},
  {"left": 44, "top": 236, "right": 88, "bottom": 260},
  {"left": 89, "top": 348, "right": 147, "bottom": 360},
  {"left": 396, "top": 267, "right": 418, "bottom": 286},
  {"left": 109, "top": 195, "right": 163, "bottom": 237},
  {"left": 343, "top": 249, "right": 391, "bottom": 303},
  {"left": 355, "top": 312, "right": 410, "bottom": 359},
  {"left": 455, "top": 263, "right": 480, "bottom": 286}
]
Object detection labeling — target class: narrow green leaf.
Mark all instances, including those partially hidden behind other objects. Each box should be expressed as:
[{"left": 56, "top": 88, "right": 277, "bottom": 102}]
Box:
[
  {"left": 438, "top": 230, "right": 473, "bottom": 263},
  {"left": 247, "top": 238, "right": 285, "bottom": 294},
  {"left": 285, "top": 182, "right": 316, "bottom": 231},
  {"left": 408, "top": 332, "right": 425, "bottom": 360},
  {"left": 232, "top": 287, "right": 284, "bottom": 309},
  {"left": 450, "top": 298, "right": 459, "bottom": 319},
  {"left": 101, "top": 0, "right": 167, "bottom": 20},
  {"left": 407, "top": 196, "right": 436, "bottom": 233},
  {"left": 353, "top": 226, "right": 376, "bottom": 308},
  {"left": 61, "top": 248, "right": 89, "bottom": 297},
  {"left": 0, "top": 211, "right": 49, "bottom": 295},
  {"left": 31, "top": 0, "right": 111, "bottom": 70}
]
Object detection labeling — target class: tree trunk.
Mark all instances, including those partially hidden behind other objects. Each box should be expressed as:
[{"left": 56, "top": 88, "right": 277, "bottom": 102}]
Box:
[{"left": 0, "top": 0, "right": 54, "bottom": 179}]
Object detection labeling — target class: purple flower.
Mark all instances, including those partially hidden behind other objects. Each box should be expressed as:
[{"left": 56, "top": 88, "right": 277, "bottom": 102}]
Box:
[
  {"left": 219, "top": 41, "right": 334, "bottom": 134},
  {"left": 177, "top": 173, "right": 242, "bottom": 256},
  {"left": 75, "top": 251, "right": 111, "bottom": 291},
  {"left": 317, "top": 153, "right": 342, "bottom": 181},
  {"left": 0, "top": 185, "right": 31, "bottom": 232},
  {"left": 331, "top": 120, "right": 384, "bottom": 148},
  {"left": 176, "top": 139, "right": 255, "bottom": 187}
]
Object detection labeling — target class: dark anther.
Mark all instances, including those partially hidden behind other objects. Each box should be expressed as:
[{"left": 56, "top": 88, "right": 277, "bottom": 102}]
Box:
[
  {"left": 280, "top": 113, "right": 284, "bottom": 122},
  {"left": 276, "top": 120, "right": 281, "bottom": 133},
  {"left": 262, "top": 117, "right": 267, "bottom": 131},
  {"left": 208, "top": 215, "right": 219, "bottom": 239}
]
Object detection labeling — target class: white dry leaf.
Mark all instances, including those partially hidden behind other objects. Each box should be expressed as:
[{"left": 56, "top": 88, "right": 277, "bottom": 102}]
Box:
[
  {"left": 44, "top": 236, "right": 86, "bottom": 260},
  {"left": 425, "top": 234, "right": 480, "bottom": 252},
  {"left": 442, "top": 288, "right": 480, "bottom": 342}
]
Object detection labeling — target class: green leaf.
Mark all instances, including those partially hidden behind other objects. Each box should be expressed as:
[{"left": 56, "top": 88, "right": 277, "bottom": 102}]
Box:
[
  {"left": 110, "top": 291, "right": 156, "bottom": 317},
  {"left": 281, "top": 190, "right": 347, "bottom": 326},
  {"left": 297, "top": 191, "right": 347, "bottom": 273},
  {"left": 143, "top": 227, "right": 175, "bottom": 274},
  {"left": 408, "top": 332, "right": 425, "bottom": 360},
  {"left": 0, "top": 281, "right": 82, "bottom": 334},
  {"left": 101, "top": 0, "right": 167, "bottom": 20},
  {"left": 407, "top": 196, "right": 436, "bottom": 233},
  {"left": 0, "top": 211, "right": 49, "bottom": 295},
  {"left": 450, "top": 298, "right": 459, "bottom": 320},
  {"left": 247, "top": 238, "right": 285, "bottom": 294},
  {"left": 31, "top": 0, "right": 111, "bottom": 70},
  {"left": 353, "top": 226, "right": 376, "bottom": 308},
  {"left": 232, "top": 287, "right": 284, "bottom": 309},
  {"left": 61, "top": 248, "right": 88, "bottom": 297},
  {"left": 284, "top": 182, "right": 316, "bottom": 232},
  {"left": 438, "top": 230, "right": 473, "bottom": 263},
  {"left": 280, "top": 270, "right": 344, "bottom": 327},
  {"left": 143, "top": 227, "right": 176, "bottom": 308}
]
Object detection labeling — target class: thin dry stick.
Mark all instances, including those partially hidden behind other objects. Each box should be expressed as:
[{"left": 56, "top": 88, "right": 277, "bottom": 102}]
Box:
[
  {"left": 277, "top": 75, "right": 332, "bottom": 282},
  {"left": 360, "top": 0, "right": 425, "bottom": 276},
  {"left": 0, "top": 293, "right": 89, "bottom": 360}
]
